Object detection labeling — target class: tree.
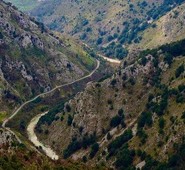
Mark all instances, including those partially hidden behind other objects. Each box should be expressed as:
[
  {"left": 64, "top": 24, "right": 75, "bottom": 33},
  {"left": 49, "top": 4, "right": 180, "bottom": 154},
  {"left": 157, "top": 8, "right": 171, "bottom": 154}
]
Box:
[
  {"left": 60, "top": 116, "right": 64, "bottom": 121},
  {"left": 114, "top": 144, "right": 135, "bottom": 169},
  {"left": 67, "top": 115, "right": 73, "bottom": 126},
  {"left": 110, "top": 115, "right": 122, "bottom": 127},
  {"left": 159, "top": 117, "right": 165, "bottom": 129},
  {"left": 137, "top": 129, "right": 148, "bottom": 143},
  {"left": 175, "top": 64, "right": 184, "bottom": 78},
  {"left": 164, "top": 53, "right": 173, "bottom": 66},
  {"left": 63, "top": 139, "right": 81, "bottom": 159},
  {"left": 137, "top": 112, "right": 153, "bottom": 128},
  {"left": 89, "top": 143, "right": 99, "bottom": 158},
  {"left": 110, "top": 79, "right": 117, "bottom": 86},
  {"left": 96, "top": 37, "right": 103, "bottom": 45},
  {"left": 181, "top": 111, "right": 185, "bottom": 120},
  {"left": 65, "top": 104, "right": 71, "bottom": 112},
  {"left": 108, "top": 129, "right": 133, "bottom": 156},
  {"left": 129, "top": 77, "right": 136, "bottom": 85},
  {"left": 19, "top": 120, "right": 26, "bottom": 131},
  {"left": 0, "top": 32, "right": 3, "bottom": 39},
  {"left": 118, "top": 108, "right": 124, "bottom": 117},
  {"left": 176, "top": 94, "right": 184, "bottom": 103},
  {"left": 141, "top": 56, "right": 147, "bottom": 66},
  {"left": 107, "top": 35, "right": 114, "bottom": 42},
  {"left": 107, "top": 132, "right": 112, "bottom": 140},
  {"left": 82, "top": 156, "right": 87, "bottom": 163},
  {"left": 178, "top": 84, "right": 185, "bottom": 92}
]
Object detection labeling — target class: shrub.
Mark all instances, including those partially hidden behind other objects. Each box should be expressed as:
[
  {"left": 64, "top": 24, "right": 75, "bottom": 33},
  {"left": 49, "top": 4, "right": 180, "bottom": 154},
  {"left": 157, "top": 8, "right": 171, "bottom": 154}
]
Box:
[{"left": 137, "top": 112, "right": 153, "bottom": 128}]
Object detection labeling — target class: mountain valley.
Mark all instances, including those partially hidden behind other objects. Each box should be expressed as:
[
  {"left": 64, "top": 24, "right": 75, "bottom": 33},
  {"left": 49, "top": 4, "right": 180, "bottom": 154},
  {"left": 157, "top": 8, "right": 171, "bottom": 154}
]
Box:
[{"left": 1, "top": 0, "right": 185, "bottom": 170}]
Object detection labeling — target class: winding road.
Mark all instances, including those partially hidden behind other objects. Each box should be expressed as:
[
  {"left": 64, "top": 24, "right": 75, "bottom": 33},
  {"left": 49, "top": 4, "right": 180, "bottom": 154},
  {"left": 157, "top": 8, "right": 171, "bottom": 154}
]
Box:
[
  {"left": 2, "top": 51, "right": 121, "bottom": 160},
  {"left": 2, "top": 59, "right": 100, "bottom": 159},
  {"left": 26, "top": 55, "right": 121, "bottom": 160}
]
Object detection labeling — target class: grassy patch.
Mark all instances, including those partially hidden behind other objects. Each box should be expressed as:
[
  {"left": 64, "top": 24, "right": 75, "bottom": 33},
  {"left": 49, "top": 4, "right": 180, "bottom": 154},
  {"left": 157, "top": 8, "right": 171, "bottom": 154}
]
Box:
[{"left": 0, "top": 111, "right": 7, "bottom": 124}]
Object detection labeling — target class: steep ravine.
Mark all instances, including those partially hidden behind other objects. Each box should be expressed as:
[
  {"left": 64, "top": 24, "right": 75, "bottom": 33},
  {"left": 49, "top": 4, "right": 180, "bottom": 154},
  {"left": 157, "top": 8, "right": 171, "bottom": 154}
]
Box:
[
  {"left": 2, "top": 59, "right": 99, "bottom": 160},
  {"left": 26, "top": 56, "right": 121, "bottom": 160}
]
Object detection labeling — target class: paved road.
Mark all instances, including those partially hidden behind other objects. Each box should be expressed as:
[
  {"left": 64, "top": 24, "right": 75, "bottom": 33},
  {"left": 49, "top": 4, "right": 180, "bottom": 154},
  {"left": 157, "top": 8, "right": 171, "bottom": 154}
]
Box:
[{"left": 2, "top": 59, "right": 100, "bottom": 159}]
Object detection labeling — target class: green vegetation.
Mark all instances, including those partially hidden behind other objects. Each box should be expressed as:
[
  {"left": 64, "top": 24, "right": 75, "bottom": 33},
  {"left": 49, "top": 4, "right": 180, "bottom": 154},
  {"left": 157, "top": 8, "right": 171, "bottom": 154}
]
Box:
[
  {"left": 2, "top": 0, "right": 185, "bottom": 169},
  {"left": 0, "top": 112, "right": 7, "bottom": 123},
  {"left": 158, "top": 117, "right": 165, "bottom": 129},
  {"left": 114, "top": 144, "right": 135, "bottom": 170},
  {"left": 67, "top": 115, "right": 73, "bottom": 126},
  {"left": 110, "top": 115, "right": 122, "bottom": 127},
  {"left": 12, "top": 0, "right": 183, "bottom": 60},
  {"left": 108, "top": 129, "right": 133, "bottom": 157},
  {"left": 63, "top": 134, "right": 96, "bottom": 159},
  {"left": 37, "top": 101, "right": 65, "bottom": 127},
  {"left": 175, "top": 64, "right": 184, "bottom": 78},
  {"left": 143, "top": 139, "right": 185, "bottom": 170},
  {"left": 137, "top": 111, "right": 153, "bottom": 129},
  {"left": 89, "top": 143, "right": 99, "bottom": 159}
]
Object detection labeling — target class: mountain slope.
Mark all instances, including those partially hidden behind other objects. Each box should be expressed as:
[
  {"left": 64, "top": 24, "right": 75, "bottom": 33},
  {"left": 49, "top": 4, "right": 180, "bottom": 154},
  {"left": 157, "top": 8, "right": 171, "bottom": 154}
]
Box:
[
  {"left": 1, "top": 0, "right": 185, "bottom": 169},
  {"left": 30, "top": 0, "right": 185, "bottom": 58},
  {"left": 6, "top": 0, "right": 185, "bottom": 59},
  {"left": 0, "top": 1, "right": 96, "bottom": 124},
  {"left": 36, "top": 38, "right": 185, "bottom": 169},
  {"left": 137, "top": 2, "right": 185, "bottom": 49},
  {"left": 0, "top": 129, "right": 96, "bottom": 170}
]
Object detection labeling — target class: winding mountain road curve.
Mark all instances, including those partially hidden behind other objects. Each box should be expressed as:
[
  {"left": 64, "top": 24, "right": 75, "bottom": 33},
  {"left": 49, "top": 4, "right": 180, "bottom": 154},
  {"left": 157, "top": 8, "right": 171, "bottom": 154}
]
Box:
[{"left": 2, "top": 59, "right": 100, "bottom": 160}]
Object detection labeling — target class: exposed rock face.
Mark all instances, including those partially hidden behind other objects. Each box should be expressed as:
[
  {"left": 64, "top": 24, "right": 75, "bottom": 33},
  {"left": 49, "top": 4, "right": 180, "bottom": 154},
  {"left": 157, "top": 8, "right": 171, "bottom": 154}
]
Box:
[
  {"left": 162, "top": 5, "right": 185, "bottom": 39},
  {"left": 0, "top": 1, "right": 96, "bottom": 117},
  {"left": 70, "top": 83, "right": 104, "bottom": 137},
  {"left": 0, "top": 129, "right": 13, "bottom": 146},
  {"left": 55, "top": 49, "right": 172, "bottom": 145}
]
